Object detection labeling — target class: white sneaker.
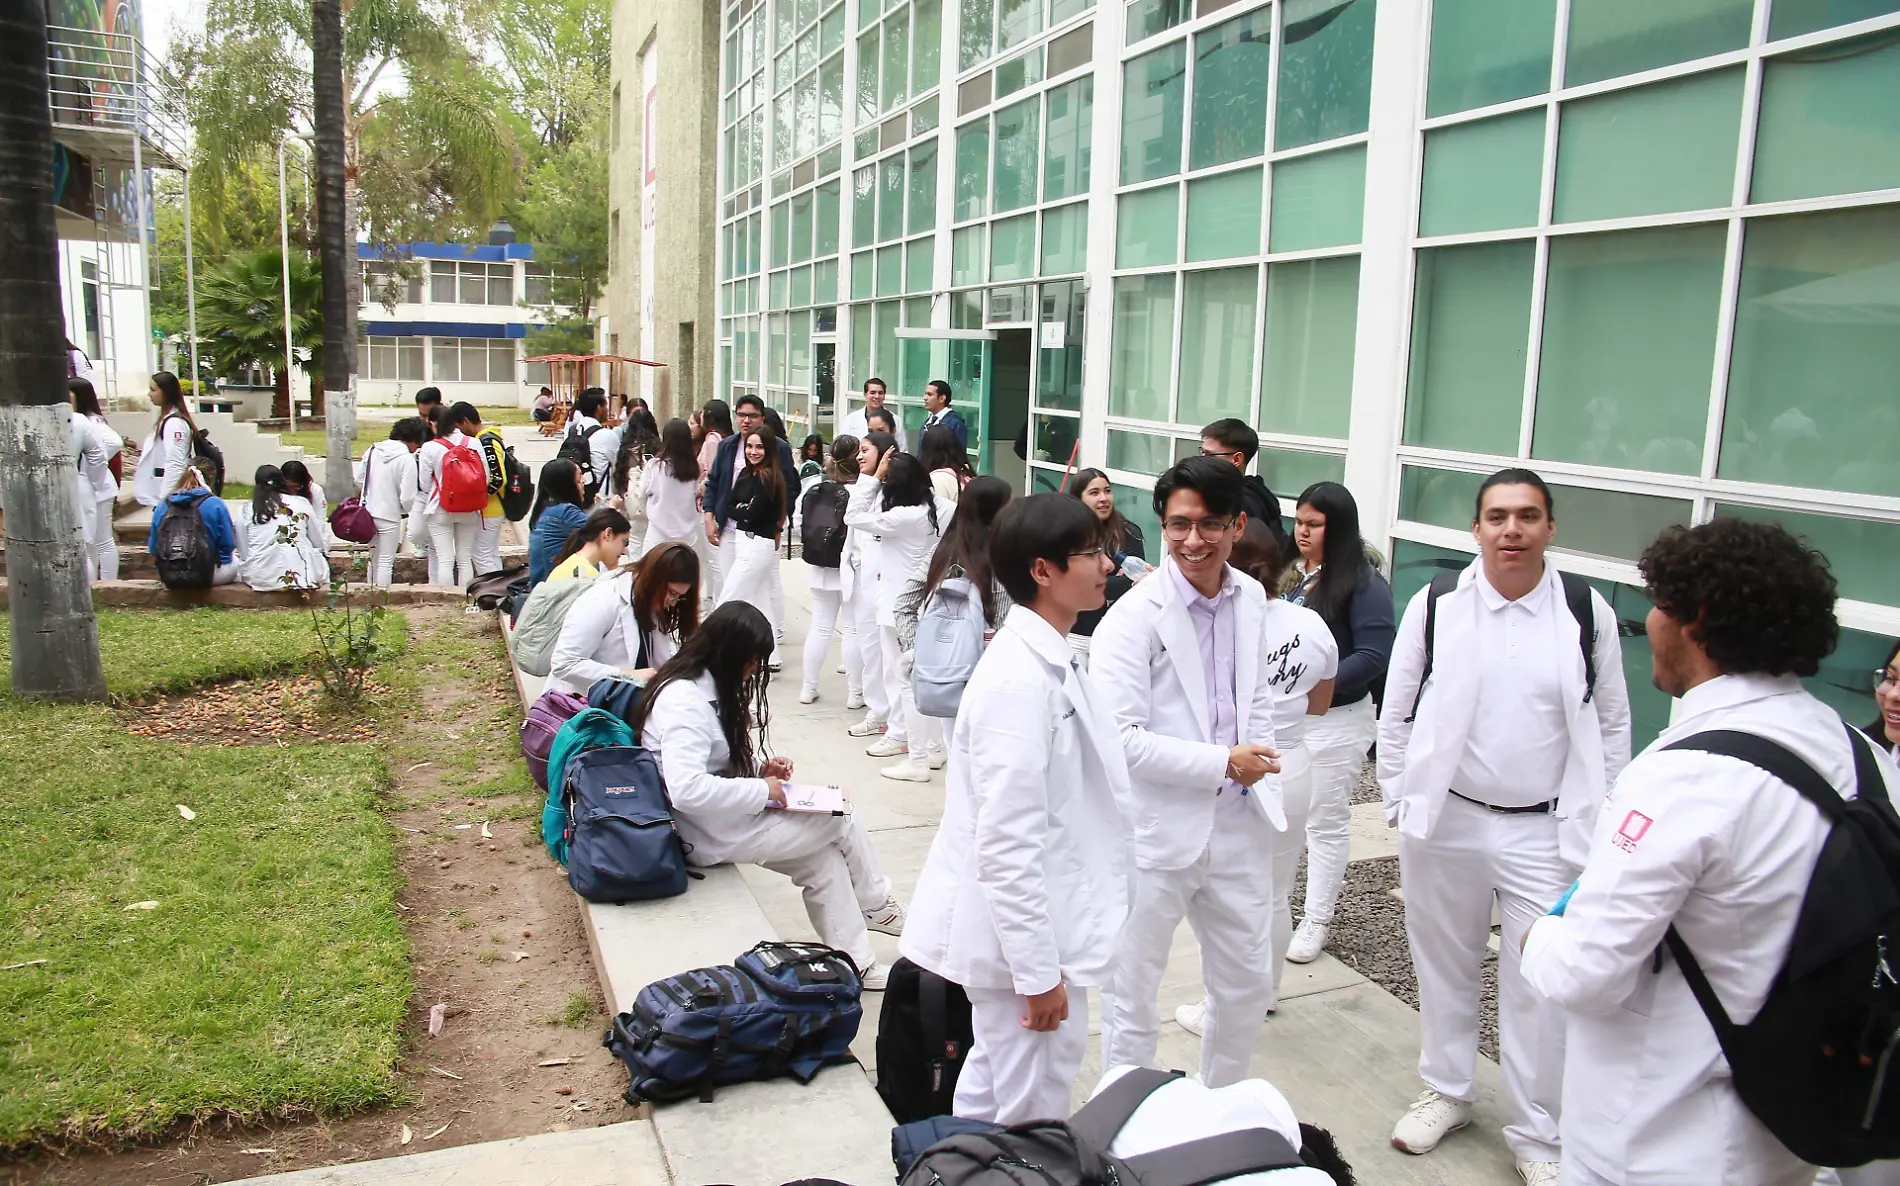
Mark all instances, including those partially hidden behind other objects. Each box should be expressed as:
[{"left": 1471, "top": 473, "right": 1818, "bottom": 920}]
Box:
[
  {"left": 865, "top": 897, "right": 906, "bottom": 936},
  {"left": 1391, "top": 1089, "right": 1473, "bottom": 1154},
  {"left": 859, "top": 961, "right": 890, "bottom": 991},
  {"left": 926, "top": 744, "right": 947, "bottom": 770},
  {"left": 1517, "top": 1162, "right": 1561, "bottom": 1186},
  {"left": 846, "top": 715, "right": 887, "bottom": 738},
  {"left": 845, "top": 692, "right": 866, "bottom": 710},
  {"left": 836, "top": 663, "right": 847, "bottom": 675},
  {"left": 1175, "top": 1001, "right": 1206, "bottom": 1036},
  {"left": 798, "top": 686, "right": 819, "bottom": 705},
  {"left": 1286, "top": 919, "right": 1329, "bottom": 964},
  {"left": 881, "top": 760, "right": 933, "bottom": 783},
  {"left": 865, "top": 736, "right": 908, "bottom": 758}
]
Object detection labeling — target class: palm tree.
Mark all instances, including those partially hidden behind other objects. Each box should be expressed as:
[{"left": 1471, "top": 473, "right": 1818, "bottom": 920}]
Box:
[
  {"left": 311, "top": 0, "right": 351, "bottom": 497},
  {"left": 197, "top": 248, "right": 324, "bottom": 417},
  {"left": 0, "top": 0, "right": 106, "bottom": 700}
]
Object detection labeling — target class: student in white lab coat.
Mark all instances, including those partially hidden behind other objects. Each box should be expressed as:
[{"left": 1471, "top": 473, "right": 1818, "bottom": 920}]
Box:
[
  {"left": 899, "top": 492, "right": 1130, "bottom": 1125},
  {"left": 548, "top": 539, "right": 700, "bottom": 697},
  {"left": 356, "top": 418, "right": 427, "bottom": 587},
  {"left": 132, "top": 371, "right": 196, "bottom": 507},
  {"left": 1520, "top": 519, "right": 1899, "bottom": 1186},
  {"left": 838, "top": 376, "right": 908, "bottom": 452},
  {"left": 632, "top": 600, "right": 906, "bottom": 987},
  {"left": 1092, "top": 457, "right": 1285, "bottom": 1089},
  {"left": 67, "top": 378, "right": 120, "bottom": 582},
  {"left": 840, "top": 431, "right": 900, "bottom": 740},
  {"left": 1377, "top": 468, "right": 1630, "bottom": 1184}
]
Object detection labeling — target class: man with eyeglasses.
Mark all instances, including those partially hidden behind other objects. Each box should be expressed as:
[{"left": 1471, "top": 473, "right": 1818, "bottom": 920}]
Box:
[
  {"left": 1091, "top": 456, "right": 1286, "bottom": 1088},
  {"left": 1200, "top": 418, "right": 1290, "bottom": 556}
]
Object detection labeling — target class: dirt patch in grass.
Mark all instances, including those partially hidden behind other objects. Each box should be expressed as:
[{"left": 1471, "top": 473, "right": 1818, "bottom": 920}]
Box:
[
  {"left": 9, "top": 608, "right": 632, "bottom": 1186},
  {"left": 117, "top": 675, "right": 386, "bottom": 746}
]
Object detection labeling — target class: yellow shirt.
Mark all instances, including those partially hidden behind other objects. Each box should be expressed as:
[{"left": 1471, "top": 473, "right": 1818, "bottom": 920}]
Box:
[{"left": 546, "top": 554, "right": 601, "bottom": 583}]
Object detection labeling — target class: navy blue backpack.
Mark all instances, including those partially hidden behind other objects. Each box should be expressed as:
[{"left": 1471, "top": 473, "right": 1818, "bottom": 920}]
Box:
[
  {"left": 562, "top": 745, "right": 691, "bottom": 903},
  {"left": 586, "top": 675, "right": 644, "bottom": 726},
  {"left": 604, "top": 941, "right": 864, "bottom": 1104}
]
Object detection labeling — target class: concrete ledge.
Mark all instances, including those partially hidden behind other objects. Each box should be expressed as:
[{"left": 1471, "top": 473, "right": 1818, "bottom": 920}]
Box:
[
  {"left": 37, "top": 544, "right": 529, "bottom": 584},
  {"left": 223, "top": 1118, "right": 669, "bottom": 1186},
  {"left": 0, "top": 580, "right": 467, "bottom": 609}
]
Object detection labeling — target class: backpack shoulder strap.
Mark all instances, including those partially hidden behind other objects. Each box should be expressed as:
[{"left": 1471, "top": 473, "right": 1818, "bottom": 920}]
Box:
[
  {"left": 1404, "top": 570, "right": 1461, "bottom": 724},
  {"left": 1847, "top": 720, "right": 1894, "bottom": 811},
  {"left": 1558, "top": 570, "right": 1600, "bottom": 705},
  {"left": 1120, "top": 1128, "right": 1305, "bottom": 1186},
  {"left": 1066, "top": 1068, "right": 1184, "bottom": 1151}
]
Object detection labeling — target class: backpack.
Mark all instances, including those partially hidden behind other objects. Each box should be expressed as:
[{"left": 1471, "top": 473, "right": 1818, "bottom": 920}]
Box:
[
  {"left": 1405, "top": 568, "right": 1598, "bottom": 722},
  {"left": 893, "top": 1116, "right": 1002, "bottom": 1180},
  {"left": 541, "top": 707, "right": 632, "bottom": 864},
  {"left": 604, "top": 941, "right": 863, "bottom": 1104},
  {"left": 328, "top": 445, "right": 377, "bottom": 544},
  {"left": 587, "top": 664, "right": 647, "bottom": 728},
  {"left": 899, "top": 1067, "right": 1307, "bottom": 1186},
  {"left": 467, "top": 566, "right": 528, "bottom": 610},
  {"left": 521, "top": 688, "right": 588, "bottom": 791},
  {"left": 875, "top": 957, "right": 974, "bottom": 1124},
  {"left": 558, "top": 422, "right": 606, "bottom": 492},
  {"left": 800, "top": 480, "right": 849, "bottom": 568},
  {"left": 912, "top": 574, "right": 989, "bottom": 718},
  {"left": 562, "top": 744, "right": 690, "bottom": 903},
  {"left": 154, "top": 498, "right": 216, "bottom": 588},
  {"left": 499, "top": 444, "right": 534, "bottom": 521},
  {"left": 1658, "top": 723, "right": 1900, "bottom": 1169},
  {"left": 192, "top": 429, "right": 224, "bottom": 495},
  {"left": 511, "top": 576, "right": 597, "bottom": 678},
  {"left": 436, "top": 436, "right": 490, "bottom": 513},
  {"left": 476, "top": 429, "right": 507, "bottom": 496}
]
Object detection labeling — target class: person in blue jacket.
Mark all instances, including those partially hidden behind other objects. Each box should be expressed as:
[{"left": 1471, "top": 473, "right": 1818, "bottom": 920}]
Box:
[
  {"left": 528, "top": 458, "right": 594, "bottom": 587},
  {"left": 148, "top": 467, "right": 240, "bottom": 585}
]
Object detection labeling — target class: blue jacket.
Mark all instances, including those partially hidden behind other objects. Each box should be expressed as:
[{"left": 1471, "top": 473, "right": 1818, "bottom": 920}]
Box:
[
  {"left": 529, "top": 502, "right": 591, "bottom": 586},
  {"left": 703, "top": 433, "right": 798, "bottom": 528},
  {"left": 149, "top": 488, "right": 238, "bottom": 564},
  {"left": 921, "top": 408, "right": 968, "bottom": 449}
]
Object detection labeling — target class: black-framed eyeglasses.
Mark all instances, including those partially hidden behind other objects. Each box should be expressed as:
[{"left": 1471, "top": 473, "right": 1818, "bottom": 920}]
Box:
[
  {"left": 1162, "top": 516, "right": 1237, "bottom": 541},
  {"left": 1069, "top": 547, "right": 1105, "bottom": 560},
  {"left": 1875, "top": 668, "right": 1899, "bottom": 695},
  {"left": 1199, "top": 447, "right": 1244, "bottom": 461}
]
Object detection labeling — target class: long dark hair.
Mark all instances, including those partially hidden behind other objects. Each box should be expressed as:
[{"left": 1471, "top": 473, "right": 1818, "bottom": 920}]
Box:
[
  {"left": 917, "top": 424, "right": 971, "bottom": 480},
  {"left": 1296, "top": 481, "right": 1370, "bottom": 622},
  {"left": 657, "top": 417, "right": 700, "bottom": 482},
  {"left": 250, "top": 464, "right": 287, "bottom": 524},
  {"left": 1871, "top": 638, "right": 1899, "bottom": 753},
  {"left": 1070, "top": 467, "right": 1133, "bottom": 556},
  {"left": 613, "top": 407, "right": 661, "bottom": 495},
  {"left": 696, "top": 399, "right": 733, "bottom": 447},
  {"left": 800, "top": 433, "right": 825, "bottom": 464},
  {"left": 69, "top": 377, "right": 103, "bottom": 417},
  {"left": 632, "top": 540, "right": 702, "bottom": 637},
  {"left": 880, "top": 452, "right": 939, "bottom": 533},
  {"left": 861, "top": 430, "right": 898, "bottom": 476},
  {"left": 151, "top": 370, "right": 195, "bottom": 432},
  {"left": 530, "top": 458, "right": 588, "bottom": 527},
  {"left": 1230, "top": 518, "right": 1291, "bottom": 592},
  {"left": 280, "top": 459, "right": 315, "bottom": 499},
  {"left": 739, "top": 427, "right": 787, "bottom": 522},
  {"left": 924, "top": 475, "right": 1011, "bottom": 625},
  {"left": 551, "top": 506, "right": 631, "bottom": 569},
  {"left": 828, "top": 434, "right": 860, "bottom": 482},
  {"left": 631, "top": 601, "right": 775, "bottom": 777}
]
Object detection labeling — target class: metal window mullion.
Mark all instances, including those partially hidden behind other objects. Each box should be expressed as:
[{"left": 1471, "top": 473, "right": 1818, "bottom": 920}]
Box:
[
  {"left": 1515, "top": 224, "right": 1552, "bottom": 463},
  {"left": 1700, "top": 44, "right": 1764, "bottom": 483},
  {"left": 1166, "top": 268, "right": 1186, "bottom": 426},
  {"left": 1248, "top": 255, "right": 1268, "bottom": 428}
]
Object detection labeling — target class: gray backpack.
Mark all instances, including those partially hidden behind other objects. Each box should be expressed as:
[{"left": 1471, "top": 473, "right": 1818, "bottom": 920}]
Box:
[
  {"left": 512, "top": 576, "right": 597, "bottom": 677},
  {"left": 911, "top": 574, "right": 988, "bottom": 718}
]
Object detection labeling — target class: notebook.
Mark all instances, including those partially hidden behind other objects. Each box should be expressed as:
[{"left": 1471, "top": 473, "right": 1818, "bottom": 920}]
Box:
[{"left": 780, "top": 782, "right": 851, "bottom": 816}]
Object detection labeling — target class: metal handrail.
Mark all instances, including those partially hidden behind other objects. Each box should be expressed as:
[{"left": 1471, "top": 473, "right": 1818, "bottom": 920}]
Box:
[{"left": 45, "top": 23, "right": 186, "bottom": 167}]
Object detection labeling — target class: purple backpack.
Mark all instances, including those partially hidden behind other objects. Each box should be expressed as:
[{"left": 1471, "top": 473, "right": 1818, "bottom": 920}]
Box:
[{"left": 522, "top": 689, "right": 588, "bottom": 789}]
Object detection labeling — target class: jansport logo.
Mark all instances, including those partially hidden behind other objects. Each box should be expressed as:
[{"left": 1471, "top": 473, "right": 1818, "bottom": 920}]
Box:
[{"left": 604, "top": 785, "right": 638, "bottom": 796}]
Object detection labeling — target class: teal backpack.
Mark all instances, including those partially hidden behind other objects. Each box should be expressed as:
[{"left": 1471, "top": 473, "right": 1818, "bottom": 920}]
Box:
[{"left": 542, "top": 707, "right": 633, "bottom": 865}]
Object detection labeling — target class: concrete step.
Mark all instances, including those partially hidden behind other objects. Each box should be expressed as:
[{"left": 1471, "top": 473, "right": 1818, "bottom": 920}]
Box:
[
  {"left": 223, "top": 1119, "right": 668, "bottom": 1186},
  {"left": 0, "top": 580, "right": 467, "bottom": 609},
  {"left": 37, "top": 543, "right": 529, "bottom": 584}
]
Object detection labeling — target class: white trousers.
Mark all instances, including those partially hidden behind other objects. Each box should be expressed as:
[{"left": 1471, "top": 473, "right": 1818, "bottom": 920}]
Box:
[
  {"left": 879, "top": 624, "right": 940, "bottom": 759},
  {"left": 802, "top": 585, "right": 844, "bottom": 693},
  {"left": 370, "top": 516, "right": 402, "bottom": 587},
  {"left": 770, "top": 536, "right": 786, "bottom": 644},
  {"left": 92, "top": 494, "right": 118, "bottom": 580},
  {"left": 705, "top": 525, "right": 737, "bottom": 601},
  {"left": 720, "top": 531, "right": 782, "bottom": 663},
  {"left": 210, "top": 560, "right": 240, "bottom": 585},
  {"left": 1299, "top": 696, "right": 1378, "bottom": 927},
  {"left": 1267, "top": 742, "right": 1314, "bottom": 1005},
  {"left": 1103, "top": 800, "right": 1277, "bottom": 1088},
  {"left": 426, "top": 510, "right": 481, "bottom": 587},
  {"left": 408, "top": 508, "right": 430, "bottom": 558},
  {"left": 626, "top": 516, "right": 647, "bottom": 560},
  {"left": 849, "top": 584, "right": 888, "bottom": 722},
  {"left": 957, "top": 986, "right": 1091, "bottom": 1125},
  {"left": 1400, "top": 794, "right": 1572, "bottom": 1164},
  {"left": 474, "top": 513, "right": 504, "bottom": 576},
  {"left": 722, "top": 812, "right": 893, "bottom": 971}
]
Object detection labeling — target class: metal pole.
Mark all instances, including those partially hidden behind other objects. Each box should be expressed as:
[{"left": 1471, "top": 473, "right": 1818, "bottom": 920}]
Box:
[
  {"left": 129, "top": 59, "right": 153, "bottom": 381},
  {"left": 278, "top": 139, "right": 297, "bottom": 433},
  {"left": 183, "top": 168, "right": 198, "bottom": 401}
]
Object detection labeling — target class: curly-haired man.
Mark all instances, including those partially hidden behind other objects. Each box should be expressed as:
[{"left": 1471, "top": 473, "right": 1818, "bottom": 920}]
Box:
[{"left": 1521, "top": 518, "right": 1900, "bottom": 1185}]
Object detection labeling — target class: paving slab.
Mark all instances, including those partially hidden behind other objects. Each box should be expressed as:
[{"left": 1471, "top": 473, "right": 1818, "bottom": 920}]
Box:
[
  {"left": 222, "top": 1120, "right": 668, "bottom": 1186},
  {"left": 1348, "top": 799, "right": 1400, "bottom": 863}
]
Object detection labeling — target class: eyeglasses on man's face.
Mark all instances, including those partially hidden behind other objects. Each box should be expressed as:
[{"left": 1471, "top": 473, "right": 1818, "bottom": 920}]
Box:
[
  {"left": 1162, "top": 516, "right": 1237, "bottom": 542},
  {"left": 1199, "top": 447, "right": 1243, "bottom": 462}
]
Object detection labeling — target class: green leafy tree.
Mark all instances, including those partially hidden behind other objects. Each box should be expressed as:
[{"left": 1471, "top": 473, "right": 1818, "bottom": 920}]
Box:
[
  {"left": 472, "top": 0, "right": 610, "bottom": 155},
  {"left": 514, "top": 121, "right": 608, "bottom": 323},
  {"left": 197, "top": 247, "right": 323, "bottom": 418}
]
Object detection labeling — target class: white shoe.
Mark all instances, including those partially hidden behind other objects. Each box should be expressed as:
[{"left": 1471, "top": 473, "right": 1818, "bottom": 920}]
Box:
[
  {"left": 926, "top": 744, "right": 947, "bottom": 770},
  {"left": 864, "top": 897, "right": 906, "bottom": 936},
  {"left": 865, "top": 736, "right": 908, "bottom": 758},
  {"left": 881, "top": 760, "right": 932, "bottom": 783},
  {"left": 845, "top": 692, "right": 866, "bottom": 710},
  {"left": 1286, "top": 919, "right": 1329, "bottom": 964},
  {"left": 1517, "top": 1162, "right": 1561, "bottom": 1186},
  {"left": 859, "top": 961, "right": 890, "bottom": 991},
  {"left": 846, "top": 715, "right": 887, "bottom": 738},
  {"left": 798, "top": 686, "right": 819, "bottom": 704},
  {"left": 836, "top": 663, "right": 847, "bottom": 674},
  {"left": 1391, "top": 1089, "right": 1473, "bottom": 1154},
  {"left": 1175, "top": 1001, "right": 1206, "bottom": 1037}
]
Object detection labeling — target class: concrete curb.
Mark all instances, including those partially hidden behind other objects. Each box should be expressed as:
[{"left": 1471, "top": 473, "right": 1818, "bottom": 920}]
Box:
[{"left": 0, "top": 580, "right": 468, "bottom": 609}]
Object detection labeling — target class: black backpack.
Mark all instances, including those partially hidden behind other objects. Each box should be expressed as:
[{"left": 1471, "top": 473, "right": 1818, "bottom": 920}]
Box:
[
  {"left": 558, "top": 423, "right": 605, "bottom": 493},
  {"left": 875, "top": 957, "right": 974, "bottom": 1124},
  {"left": 499, "top": 444, "right": 534, "bottom": 521},
  {"left": 192, "top": 429, "right": 224, "bottom": 495},
  {"left": 800, "top": 480, "right": 849, "bottom": 568},
  {"left": 899, "top": 1067, "right": 1309, "bottom": 1186},
  {"left": 153, "top": 498, "right": 216, "bottom": 588},
  {"left": 1659, "top": 723, "right": 1900, "bottom": 1169},
  {"left": 1406, "top": 567, "right": 1598, "bottom": 722}
]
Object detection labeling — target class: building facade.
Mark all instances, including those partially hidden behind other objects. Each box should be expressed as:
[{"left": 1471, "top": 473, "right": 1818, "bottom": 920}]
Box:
[{"left": 712, "top": 0, "right": 1900, "bottom": 744}]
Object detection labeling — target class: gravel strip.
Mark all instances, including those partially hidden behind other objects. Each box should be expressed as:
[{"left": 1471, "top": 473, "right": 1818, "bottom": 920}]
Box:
[{"left": 1349, "top": 758, "right": 1381, "bottom": 805}]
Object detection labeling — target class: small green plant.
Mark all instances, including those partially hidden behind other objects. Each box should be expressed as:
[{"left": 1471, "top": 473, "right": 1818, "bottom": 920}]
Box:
[
  {"left": 309, "top": 579, "right": 386, "bottom": 706},
  {"left": 475, "top": 948, "right": 501, "bottom": 964},
  {"left": 561, "top": 993, "right": 591, "bottom": 1028}
]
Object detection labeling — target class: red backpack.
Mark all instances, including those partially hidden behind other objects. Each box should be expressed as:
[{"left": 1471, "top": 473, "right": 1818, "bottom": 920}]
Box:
[{"left": 436, "top": 436, "right": 490, "bottom": 513}]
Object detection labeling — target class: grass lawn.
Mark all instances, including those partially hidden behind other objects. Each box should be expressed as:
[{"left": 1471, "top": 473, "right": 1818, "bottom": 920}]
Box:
[
  {"left": 277, "top": 406, "right": 533, "bottom": 460},
  {"left": 0, "top": 610, "right": 412, "bottom": 1149}
]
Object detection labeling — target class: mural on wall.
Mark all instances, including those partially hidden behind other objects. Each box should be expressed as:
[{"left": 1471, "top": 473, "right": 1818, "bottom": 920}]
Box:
[{"left": 47, "top": 0, "right": 151, "bottom": 231}]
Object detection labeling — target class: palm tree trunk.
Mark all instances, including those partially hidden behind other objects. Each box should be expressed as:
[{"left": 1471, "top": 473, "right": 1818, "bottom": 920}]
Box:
[
  {"left": 0, "top": 0, "right": 106, "bottom": 700},
  {"left": 312, "top": 0, "right": 355, "bottom": 498}
]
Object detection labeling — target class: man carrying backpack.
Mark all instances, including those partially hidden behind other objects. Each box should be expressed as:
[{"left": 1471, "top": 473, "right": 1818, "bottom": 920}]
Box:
[{"left": 1521, "top": 518, "right": 1900, "bottom": 1186}]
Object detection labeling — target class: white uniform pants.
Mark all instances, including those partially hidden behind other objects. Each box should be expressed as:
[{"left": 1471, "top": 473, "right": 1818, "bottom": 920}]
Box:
[
  {"left": 426, "top": 510, "right": 481, "bottom": 587},
  {"left": 1267, "top": 742, "right": 1313, "bottom": 1005},
  {"left": 770, "top": 536, "right": 786, "bottom": 645},
  {"left": 849, "top": 584, "right": 888, "bottom": 722},
  {"left": 626, "top": 516, "right": 647, "bottom": 560},
  {"left": 1299, "top": 696, "right": 1377, "bottom": 927},
  {"left": 705, "top": 526, "right": 736, "bottom": 601},
  {"left": 719, "top": 530, "right": 782, "bottom": 664},
  {"left": 957, "top": 986, "right": 1091, "bottom": 1125},
  {"left": 722, "top": 812, "right": 893, "bottom": 972},
  {"left": 474, "top": 513, "right": 504, "bottom": 576},
  {"left": 92, "top": 495, "right": 118, "bottom": 580},
  {"left": 1399, "top": 794, "right": 1571, "bottom": 1164},
  {"left": 802, "top": 585, "right": 844, "bottom": 693},
  {"left": 370, "top": 516, "right": 402, "bottom": 587},
  {"left": 879, "top": 623, "right": 940, "bottom": 760},
  {"left": 408, "top": 508, "right": 430, "bottom": 559},
  {"left": 1103, "top": 800, "right": 1276, "bottom": 1088}
]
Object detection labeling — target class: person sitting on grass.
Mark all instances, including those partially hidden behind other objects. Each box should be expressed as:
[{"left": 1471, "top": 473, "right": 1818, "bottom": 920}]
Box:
[
  {"left": 238, "top": 464, "right": 331, "bottom": 592},
  {"left": 148, "top": 466, "right": 240, "bottom": 587}
]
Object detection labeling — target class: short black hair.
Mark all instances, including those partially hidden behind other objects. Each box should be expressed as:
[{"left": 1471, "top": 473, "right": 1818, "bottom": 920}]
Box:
[
  {"left": 576, "top": 389, "right": 606, "bottom": 417},
  {"left": 866, "top": 406, "right": 897, "bottom": 432},
  {"left": 735, "top": 392, "right": 766, "bottom": 413},
  {"left": 415, "top": 387, "right": 443, "bottom": 406},
  {"left": 1153, "top": 455, "right": 1245, "bottom": 520},
  {"left": 1200, "top": 417, "right": 1258, "bottom": 463},
  {"left": 447, "top": 401, "right": 481, "bottom": 430},
  {"left": 927, "top": 378, "right": 952, "bottom": 400},
  {"left": 1640, "top": 518, "right": 1839, "bottom": 678},
  {"left": 864, "top": 376, "right": 887, "bottom": 392},
  {"left": 389, "top": 417, "right": 430, "bottom": 445},
  {"left": 991, "top": 492, "right": 1099, "bottom": 606},
  {"left": 1475, "top": 467, "right": 1554, "bottom": 519}
]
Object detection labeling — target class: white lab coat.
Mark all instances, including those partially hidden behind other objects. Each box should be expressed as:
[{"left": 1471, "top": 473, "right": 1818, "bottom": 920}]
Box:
[
  {"left": 839, "top": 404, "right": 907, "bottom": 452},
  {"left": 639, "top": 458, "right": 703, "bottom": 551},
  {"left": 237, "top": 495, "right": 330, "bottom": 591},
  {"left": 1092, "top": 1066, "right": 1337, "bottom": 1186},
  {"left": 841, "top": 476, "right": 953, "bottom": 626},
  {"left": 900, "top": 605, "right": 1133, "bottom": 996},
  {"left": 70, "top": 410, "right": 115, "bottom": 504},
  {"left": 1523, "top": 675, "right": 1900, "bottom": 1186},
  {"left": 1377, "top": 559, "right": 1632, "bottom": 868},
  {"left": 355, "top": 439, "right": 416, "bottom": 522},
  {"left": 132, "top": 413, "right": 194, "bottom": 505},
  {"left": 547, "top": 570, "right": 676, "bottom": 696}
]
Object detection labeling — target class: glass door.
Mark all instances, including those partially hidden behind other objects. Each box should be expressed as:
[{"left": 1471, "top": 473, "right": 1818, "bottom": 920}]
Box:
[{"left": 893, "top": 327, "right": 994, "bottom": 471}]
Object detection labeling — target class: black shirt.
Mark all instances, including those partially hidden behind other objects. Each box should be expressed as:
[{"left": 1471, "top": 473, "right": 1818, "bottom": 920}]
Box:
[{"left": 728, "top": 470, "right": 786, "bottom": 537}]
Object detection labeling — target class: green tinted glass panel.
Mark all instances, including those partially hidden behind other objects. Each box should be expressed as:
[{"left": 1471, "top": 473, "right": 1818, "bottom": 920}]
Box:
[
  {"left": 792, "top": 192, "right": 815, "bottom": 262},
  {"left": 815, "top": 180, "right": 841, "bottom": 255},
  {"left": 994, "top": 96, "right": 1042, "bottom": 212},
  {"left": 1426, "top": 0, "right": 1556, "bottom": 117},
  {"left": 1109, "top": 272, "right": 1178, "bottom": 420},
  {"left": 909, "top": 142, "right": 939, "bottom": 234},
  {"left": 1554, "top": 68, "right": 1743, "bottom": 222},
  {"left": 771, "top": 200, "right": 791, "bottom": 267},
  {"left": 1564, "top": 0, "right": 1752, "bottom": 87},
  {"left": 1185, "top": 167, "right": 1263, "bottom": 262},
  {"left": 851, "top": 249, "right": 875, "bottom": 298},
  {"left": 814, "top": 257, "right": 839, "bottom": 303},
  {"left": 854, "top": 167, "right": 878, "bottom": 249},
  {"left": 1257, "top": 447, "right": 1346, "bottom": 507},
  {"left": 1269, "top": 144, "right": 1366, "bottom": 251},
  {"left": 1400, "top": 466, "right": 1692, "bottom": 561},
  {"left": 1404, "top": 240, "right": 1534, "bottom": 454},
  {"left": 820, "top": 56, "right": 844, "bottom": 143},
  {"left": 1275, "top": 0, "right": 1377, "bottom": 151},
  {"left": 1420, "top": 109, "right": 1545, "bottom": 236},
  {"left": 1770, "top": 0, "right": 1900, "bottom": 37},
  {"left": 1716, "top": 505, "right": 1900, "bottom": 606},
  {"left": 1122, "top": 41, "right": 1187, "bottom": 184},
  {"left": 1108, "top": 429, "right": 1176, "bottom": 473},
  {"left": 1260, "top": 254, "right": 1359, "bottom": 438},
  {"left": 1038, "top": 279, "right": 1086, "bottom": 411},
  {"left": 998, "top": 0, "right": 1042, "bottom": 49},
  {"left": 857, "top": 30, "right": 880, "bottom": 123},
  {"left": 1044, "top": 77, "right": 1094, "bottom": 201},
  {"left": 882, "top": 10, "right": 910, "bottom": 109},
  {"left": 1178, "top": 266, "right": 1259, "bottom": 426},
  {"left": 990, "top": 212, "right": 1036, "bottom": 280},
  {"left": 913, "top": 0, "right": 942, "bottom": 92},
  {"left": 822, "top": 4, "right": 845, "bottom": 53},
  {"left": 960, "top": 0, "right": 993, "bottom": 67},
  {"left": 1720, "top": 205, "right": 1900, "bottom": 499},
  {"left": 1126, "top": 0, "right": 1189, "bottom": 45},
  {"left": 851, "top": 303, "right": 872, "bottom": 384},
  {"left": 770, "top": 269, "right": 790, "bottom": 309},
  {"left": 791, "top": 264, "right": 813, "bottom": 306},
  {"left": 996, "top": 47, "right": 1045, "bottom": 97},
  {"left": 906, "top": 236, "right": 936, "bottom": 292},
  {"left": 1116, "top": 184, "right": 1180, "bottom": 267},
  {"left": 1753, "top": 35, "right": 1900, "bottom": 204},
  {"left": 1191, "top": 7, "right": 1273, "bottom": 170},
  {"left": 1113, "top": 482, "right": 1164, "bottom": 551},
  {"left": 952, "top": 224, "right": 986, "bottom": 284},
  {"left": 1041, "top": 203, "right": 1088, "bottom": 274},
  {"left": 879, "top": 156, "right": 906, "bottom": 241},
  {"left": 955, "top": 121, "right": 990, "bottom": 220},
  {"left": 877, "top": 243, "right": 904, "bottom": 294},
  {"left": 1533, "top": 223, "right": 1725, "bottom": 476},
  {"left": 874, "top": 299, "right": 900, "bottom": 373}
]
